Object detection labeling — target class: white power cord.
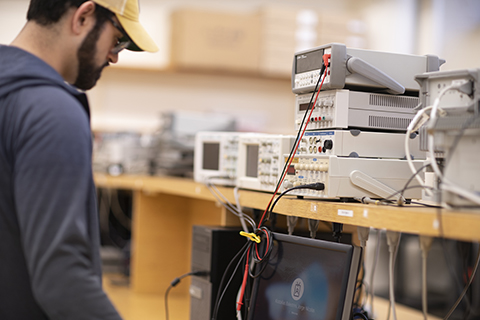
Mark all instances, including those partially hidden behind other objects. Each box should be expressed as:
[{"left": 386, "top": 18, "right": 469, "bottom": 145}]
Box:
[
  {"left": 287, "top": 216, "right": 298, "bottom": 235},
  {"left": 441, "top": 181, "right": 480, "bottom": 207},
  {"left": 427, "top": 83, "right": 455, "bottom": 180},
  {"left": 386, "top": 230, "right": 401, "bottom": 320},
  {"left": 205, "top": 177, "right": 256, "bottom": 231},
  {"left": 357, "top": 227, "right": 370, "bottom": 309},
  {"left": 234, "top": 186, "right": 250, "bottom": 233},
  {"left": 405, "top": 106, "right": 434, "bottom": 197},
  {"left": 358, "top": 226, "right": 370, "bottom": 249},
  {"left": 368, "top": 229, "right": 382, "bottom": 318},
  {"left": 419, "top": 235, "right": 434, "bottom": 320}
]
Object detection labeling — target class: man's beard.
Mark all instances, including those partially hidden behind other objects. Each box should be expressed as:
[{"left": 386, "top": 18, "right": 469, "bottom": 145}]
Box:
[{"left": 73, "top": 23, "right": 108, "bottom": 91}]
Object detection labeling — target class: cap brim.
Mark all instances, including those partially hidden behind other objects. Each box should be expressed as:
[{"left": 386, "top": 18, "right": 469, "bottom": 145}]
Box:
[{"left": 116, "top": 14, "right": 159, "bottom": 53}]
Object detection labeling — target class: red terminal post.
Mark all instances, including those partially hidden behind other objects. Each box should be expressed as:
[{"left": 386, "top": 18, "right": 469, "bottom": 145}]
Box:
[{"left": 323, "top": 54, "right": 331, "bottom": 68}]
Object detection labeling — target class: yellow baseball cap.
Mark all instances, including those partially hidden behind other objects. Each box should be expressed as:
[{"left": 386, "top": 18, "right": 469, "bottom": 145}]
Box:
[{"left": 92, "top": 0, "right": 159, "bottom": 53}]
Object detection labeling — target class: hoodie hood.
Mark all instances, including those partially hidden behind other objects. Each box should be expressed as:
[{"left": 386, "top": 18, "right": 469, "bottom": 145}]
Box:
[{"left": 0, "top": 45, "right": 89, "bottom": 117}]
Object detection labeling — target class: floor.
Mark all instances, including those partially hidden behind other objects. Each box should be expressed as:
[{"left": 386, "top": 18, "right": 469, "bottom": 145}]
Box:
[
  {"left": 103, "top": 272, "right": 441, "bottom": 320},
  {"left": 103, "top": 273, "right": 190, "bottom": 320}
]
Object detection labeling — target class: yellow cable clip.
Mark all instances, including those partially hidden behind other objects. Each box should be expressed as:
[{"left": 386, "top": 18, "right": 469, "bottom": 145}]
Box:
[{"left": 240, "top": 231, "right": 261, "bottom": 243}]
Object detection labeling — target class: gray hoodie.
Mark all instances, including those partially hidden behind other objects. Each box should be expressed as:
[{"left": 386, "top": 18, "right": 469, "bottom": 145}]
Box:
[{"left": 0, "top": 45, "right": 122, "bottom": 320}]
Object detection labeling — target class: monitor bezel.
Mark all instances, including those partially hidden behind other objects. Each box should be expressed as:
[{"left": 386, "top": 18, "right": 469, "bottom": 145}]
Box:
[{"left": 247, "top": 232, "right": 361, "bottom": 320}]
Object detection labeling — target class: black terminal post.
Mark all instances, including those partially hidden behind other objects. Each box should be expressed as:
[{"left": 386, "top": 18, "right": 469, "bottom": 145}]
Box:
[{"left": 322, "top": 139, "right": 333, "bottom": 153}]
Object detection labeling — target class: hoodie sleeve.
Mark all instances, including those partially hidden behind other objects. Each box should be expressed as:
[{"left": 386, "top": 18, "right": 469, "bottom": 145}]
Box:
[{"left": 12, "top": 86, "right": 123, "bottom": 320}]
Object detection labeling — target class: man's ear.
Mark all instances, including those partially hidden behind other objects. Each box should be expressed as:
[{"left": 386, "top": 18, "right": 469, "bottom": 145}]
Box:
[{"left": 71, "top": 1, "right": 96, "bottom": 35}]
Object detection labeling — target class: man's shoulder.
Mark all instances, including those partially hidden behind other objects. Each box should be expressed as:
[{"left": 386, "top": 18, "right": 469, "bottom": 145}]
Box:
[
  {"left": 16, "top": 84, "right": 87, "bottom": 118},
  {"left": 0, "top": 45, "right": 89, "bottom": 116},
  {"left": 19, "top": 84, "right": 80, "bottom": 104},
  {"left": 6, "top": 85, "right": 91, "bottom": 143}
]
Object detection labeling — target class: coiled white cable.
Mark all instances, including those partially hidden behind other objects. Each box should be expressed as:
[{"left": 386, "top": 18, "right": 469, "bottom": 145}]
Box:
[{"left": 426, "top": 82, "right": 480, "bottom": 206}]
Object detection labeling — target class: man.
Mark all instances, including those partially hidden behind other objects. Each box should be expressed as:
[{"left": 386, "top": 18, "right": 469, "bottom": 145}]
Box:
[{"left": 0, "top": 0, "right": 157, "bottom": 318}]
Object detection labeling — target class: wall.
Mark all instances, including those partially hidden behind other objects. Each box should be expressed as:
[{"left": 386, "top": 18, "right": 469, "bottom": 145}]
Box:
[
  {"left": 88, "top": 69, "right": 295, "bottom": 134},
  {"left": 1, "top": 0, "right": 480, "bottom": 134},
  {"left": 416, "top": 0, "right": 480, "bottom": 71},
  {"left": 0, "top": 1, "right": 29, "bottom": 43},
  {"left": 88, "top": 0, "right": 370, "bottom": 134}
]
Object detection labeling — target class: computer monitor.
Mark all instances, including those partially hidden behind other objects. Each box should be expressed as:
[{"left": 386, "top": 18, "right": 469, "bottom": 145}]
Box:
[{"left": 247, "top": 233, "right": 361, "bottom": 320}]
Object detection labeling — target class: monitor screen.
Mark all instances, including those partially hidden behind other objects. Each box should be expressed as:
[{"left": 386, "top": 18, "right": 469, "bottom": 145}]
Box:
[
  {"left": 298, "top": 103, "right": 312, "bottom": 111},
  {"left": 296, "top": 50, "right": 324, "bottom": 74},
  {"left": 246, "top": 144, "right": 259, "bottom": 178},
  {"left": 248, "top": 233, "right": 361, "bottom": 320},
  {"left": 202, "top": 142, "right": 220, "bottom": 170}
]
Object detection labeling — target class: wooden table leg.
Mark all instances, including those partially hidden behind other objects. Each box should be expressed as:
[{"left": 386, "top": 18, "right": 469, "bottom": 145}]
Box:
[{"left": 130, "top": 191, "right": 236, "bottom": 295}]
